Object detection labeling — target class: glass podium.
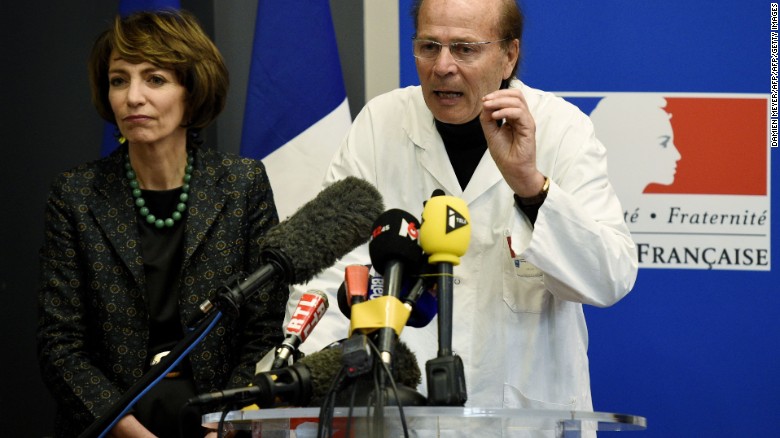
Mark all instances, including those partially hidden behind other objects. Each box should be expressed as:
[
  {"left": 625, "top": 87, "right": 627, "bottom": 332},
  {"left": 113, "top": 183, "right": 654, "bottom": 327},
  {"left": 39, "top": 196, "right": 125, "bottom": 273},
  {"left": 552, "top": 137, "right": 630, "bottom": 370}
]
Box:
[{"left": 204, "top": 406, "right": 646, "bottom": 437}]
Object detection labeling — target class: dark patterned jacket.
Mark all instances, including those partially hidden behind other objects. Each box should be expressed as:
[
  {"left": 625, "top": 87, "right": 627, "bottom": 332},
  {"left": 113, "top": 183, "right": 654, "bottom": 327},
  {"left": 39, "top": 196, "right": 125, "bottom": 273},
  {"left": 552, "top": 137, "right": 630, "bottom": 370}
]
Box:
[{"left": 37, "top": 145, "right": 288, "bottom": 437}]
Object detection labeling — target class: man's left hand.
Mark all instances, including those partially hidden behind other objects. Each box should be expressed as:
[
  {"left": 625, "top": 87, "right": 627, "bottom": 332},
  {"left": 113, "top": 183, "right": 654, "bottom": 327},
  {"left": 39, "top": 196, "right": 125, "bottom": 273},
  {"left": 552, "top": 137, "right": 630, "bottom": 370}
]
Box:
[{"left": 480, "top": 88, "right": 545, "bottom": 196}]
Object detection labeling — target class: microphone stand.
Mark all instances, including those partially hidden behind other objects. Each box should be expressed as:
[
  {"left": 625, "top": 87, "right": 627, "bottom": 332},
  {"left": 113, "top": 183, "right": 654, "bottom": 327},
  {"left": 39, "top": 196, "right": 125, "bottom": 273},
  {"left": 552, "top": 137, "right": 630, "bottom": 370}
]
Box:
[
  {"left": 425, "top": 261, "right": 467, "bottom": 406},
  {"left": 419, "top": 192, "right": 470, "bottom": 406}
]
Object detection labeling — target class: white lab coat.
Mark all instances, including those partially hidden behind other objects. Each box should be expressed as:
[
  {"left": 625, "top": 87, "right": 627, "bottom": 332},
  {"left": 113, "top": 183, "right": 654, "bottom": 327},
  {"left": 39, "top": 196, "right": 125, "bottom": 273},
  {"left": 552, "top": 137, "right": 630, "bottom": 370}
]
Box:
[{"left": 287, "top": 80, "right": 638, "bottom": 417}]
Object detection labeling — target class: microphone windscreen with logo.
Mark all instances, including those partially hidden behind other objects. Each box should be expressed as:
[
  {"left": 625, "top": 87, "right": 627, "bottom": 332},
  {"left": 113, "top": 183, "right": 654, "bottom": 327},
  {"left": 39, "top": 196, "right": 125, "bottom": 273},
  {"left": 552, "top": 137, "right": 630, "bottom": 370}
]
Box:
[
  {"left": 368, "top": 209, "right": 423, "bottom": 277},
  {"left": 419, "top": 194, "right": 470, "bottom": 265}
]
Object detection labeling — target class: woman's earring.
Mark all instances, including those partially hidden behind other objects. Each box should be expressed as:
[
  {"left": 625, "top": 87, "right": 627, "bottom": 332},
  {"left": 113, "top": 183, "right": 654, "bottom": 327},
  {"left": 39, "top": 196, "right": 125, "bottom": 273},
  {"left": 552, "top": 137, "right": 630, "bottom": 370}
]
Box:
[{"left": 114, "top": 129, "right": 126, "bottom": 145}]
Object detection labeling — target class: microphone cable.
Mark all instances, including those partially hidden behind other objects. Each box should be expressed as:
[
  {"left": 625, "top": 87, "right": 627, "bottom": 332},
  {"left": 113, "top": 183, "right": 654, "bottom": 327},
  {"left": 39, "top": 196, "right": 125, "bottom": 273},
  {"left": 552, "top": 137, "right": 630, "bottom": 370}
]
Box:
[
  {"left": 317, "top": 362, "right": 348, "bottom": 438},
  {"left": 343, "top": 372, "right": 361, "bottom": 438},
  {"left": 315, "top": 334, "right": 410, "bottom": 438},
  {"left": 367, "top": 338, "right": 410, "bottom": 438},
  {"left": 216, "top": 407, "right": 230, "bottom": 438}
]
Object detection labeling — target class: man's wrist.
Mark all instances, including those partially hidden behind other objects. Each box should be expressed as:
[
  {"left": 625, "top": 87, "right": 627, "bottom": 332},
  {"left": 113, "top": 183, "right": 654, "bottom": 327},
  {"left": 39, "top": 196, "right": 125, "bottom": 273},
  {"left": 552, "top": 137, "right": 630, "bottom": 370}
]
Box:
[{"left": 515, "top": 175, "right": 550, "bottom": 206}]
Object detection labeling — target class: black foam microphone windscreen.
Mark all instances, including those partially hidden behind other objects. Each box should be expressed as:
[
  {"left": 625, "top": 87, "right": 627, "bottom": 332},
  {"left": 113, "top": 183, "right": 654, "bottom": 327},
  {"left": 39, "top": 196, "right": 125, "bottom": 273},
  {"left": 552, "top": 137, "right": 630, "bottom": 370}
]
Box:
[
  {"left": 262, "top": 176, "right": 385, "bottom": 285},
  {"left": 187, "top": 340, "right": 422, "bottom": 408},
  {"left": 211, "top": 177, "right": 384, "bottom": 317},
  {"left": 302, "top": 339, "right": 422, "bottom": 406}
]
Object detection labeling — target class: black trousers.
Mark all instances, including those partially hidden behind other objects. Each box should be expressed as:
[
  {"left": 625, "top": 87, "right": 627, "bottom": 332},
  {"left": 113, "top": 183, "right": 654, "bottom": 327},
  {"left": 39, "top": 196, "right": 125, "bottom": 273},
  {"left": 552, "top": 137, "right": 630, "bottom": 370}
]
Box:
[{"left": 134, "top": 374, "right": 203, "bottom": 438}]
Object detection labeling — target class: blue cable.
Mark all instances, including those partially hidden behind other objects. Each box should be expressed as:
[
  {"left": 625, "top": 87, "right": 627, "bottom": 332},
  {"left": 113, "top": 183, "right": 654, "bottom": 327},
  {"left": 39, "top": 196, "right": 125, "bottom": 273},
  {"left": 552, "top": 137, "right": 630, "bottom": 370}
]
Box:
[{"left": 97, "top": 311, "right": 223, "bottom": 438}]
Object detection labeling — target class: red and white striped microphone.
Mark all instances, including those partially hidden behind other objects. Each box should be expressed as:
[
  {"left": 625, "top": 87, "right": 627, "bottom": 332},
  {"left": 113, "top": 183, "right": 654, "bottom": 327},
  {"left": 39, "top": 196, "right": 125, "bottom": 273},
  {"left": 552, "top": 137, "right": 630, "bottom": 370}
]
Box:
[{"left": 272, "top": 290, "right": 329, "bottom": 369}]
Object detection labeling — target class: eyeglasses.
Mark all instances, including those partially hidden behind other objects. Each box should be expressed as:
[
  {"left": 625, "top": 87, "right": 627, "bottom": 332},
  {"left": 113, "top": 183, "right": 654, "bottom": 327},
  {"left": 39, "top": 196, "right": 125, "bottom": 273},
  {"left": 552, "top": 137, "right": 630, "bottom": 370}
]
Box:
[{"left": 412, "top": 37, "right": 509, "bottom": 63}]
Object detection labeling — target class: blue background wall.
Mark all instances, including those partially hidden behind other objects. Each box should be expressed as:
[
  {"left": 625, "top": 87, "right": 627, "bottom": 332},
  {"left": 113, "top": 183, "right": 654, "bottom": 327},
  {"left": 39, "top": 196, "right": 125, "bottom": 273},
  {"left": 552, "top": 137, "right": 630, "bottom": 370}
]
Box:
[{"left": 400, "top": 1, "right": 776, "bottom": 436}]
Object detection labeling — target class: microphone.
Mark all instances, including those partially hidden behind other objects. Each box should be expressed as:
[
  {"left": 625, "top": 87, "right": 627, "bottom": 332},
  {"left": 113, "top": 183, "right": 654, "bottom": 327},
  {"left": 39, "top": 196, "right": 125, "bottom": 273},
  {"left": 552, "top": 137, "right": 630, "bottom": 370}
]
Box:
[
  {"left": 272, "top": 290, "right": 329, "bottom": 370},
  {"left": 419, "top": 190, "right": 471, "bottom": 406},
  {"left": 187, "top": 340, "right": 422, "bottom": 408},
  {"left": 373, "top": 266, "right": 438, "bottom": 328},
  {"left": 189, "top": 176, "right": 384, "bottom": 324},
  {"left": 345, "top": 264, "right": 370, "bottom": 306},
  {"left": 336, "top": 264, "right": 373, "bottom": 325},
  {"left": 368, "top": 209, "right": 424, "bottom": 297},
  {"left": 337, "top": 269, "right": 438, "bottom": 328},
  {"left": 367, "top": 209, "right": 424, "bottom": 365}
]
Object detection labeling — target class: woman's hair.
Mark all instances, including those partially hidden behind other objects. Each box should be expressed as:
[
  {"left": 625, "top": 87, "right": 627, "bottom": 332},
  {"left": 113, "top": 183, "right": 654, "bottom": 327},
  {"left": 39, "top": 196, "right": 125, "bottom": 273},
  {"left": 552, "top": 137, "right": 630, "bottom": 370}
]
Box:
[
  {"left": 88, "top": 9, "right": 228, "bottom": 130},
  {"left": 410, "top": 0, "right": 524, "bottom": 78}
]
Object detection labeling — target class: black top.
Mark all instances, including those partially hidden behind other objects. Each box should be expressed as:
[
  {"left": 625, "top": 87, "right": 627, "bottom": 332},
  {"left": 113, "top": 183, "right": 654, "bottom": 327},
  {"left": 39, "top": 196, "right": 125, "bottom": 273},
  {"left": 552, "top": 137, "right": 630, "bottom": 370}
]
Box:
[
  {"left": 435, "top": 116, "right": 487, "bottom": 191},
  {"left": 435, "top": 115, "right": 543, "bottom": 225},
  {"left": 137, "top": 188, "right": 185, "bottom": 354},
  {"left": 136, "top": 188, "right": 202, "bottom": 437}
]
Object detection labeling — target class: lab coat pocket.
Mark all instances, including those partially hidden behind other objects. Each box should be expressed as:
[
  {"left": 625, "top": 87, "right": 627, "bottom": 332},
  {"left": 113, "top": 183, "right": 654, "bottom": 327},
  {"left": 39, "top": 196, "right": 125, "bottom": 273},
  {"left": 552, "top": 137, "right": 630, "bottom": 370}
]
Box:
[{"left": 502, "top": 244, "right": 548, "bottom": 313}]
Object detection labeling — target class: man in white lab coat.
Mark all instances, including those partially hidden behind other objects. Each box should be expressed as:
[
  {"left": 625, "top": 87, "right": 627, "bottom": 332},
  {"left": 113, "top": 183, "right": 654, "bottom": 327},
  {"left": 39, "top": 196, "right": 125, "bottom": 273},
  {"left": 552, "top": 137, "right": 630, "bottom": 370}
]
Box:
[{"left": 287, "top": 0, "right": 638, "bottom": 423}]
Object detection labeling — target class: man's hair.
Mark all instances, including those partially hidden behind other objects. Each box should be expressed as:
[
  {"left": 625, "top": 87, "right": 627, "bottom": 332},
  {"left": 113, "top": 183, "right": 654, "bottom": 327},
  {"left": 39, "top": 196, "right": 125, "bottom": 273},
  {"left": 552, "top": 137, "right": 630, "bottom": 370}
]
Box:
[
  {"left": 88, "top": 9, "right": 229, "bottom": 130},
  {"left": 411, "top": 0, "right": 524, "bottom": 78}
]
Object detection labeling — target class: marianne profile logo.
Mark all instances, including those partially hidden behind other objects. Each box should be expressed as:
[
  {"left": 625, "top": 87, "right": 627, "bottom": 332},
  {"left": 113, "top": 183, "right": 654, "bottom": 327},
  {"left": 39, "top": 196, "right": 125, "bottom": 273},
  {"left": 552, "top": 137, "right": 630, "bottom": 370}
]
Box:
[{"left": 559, "top": 92, "right": 771, "bottom": 271}]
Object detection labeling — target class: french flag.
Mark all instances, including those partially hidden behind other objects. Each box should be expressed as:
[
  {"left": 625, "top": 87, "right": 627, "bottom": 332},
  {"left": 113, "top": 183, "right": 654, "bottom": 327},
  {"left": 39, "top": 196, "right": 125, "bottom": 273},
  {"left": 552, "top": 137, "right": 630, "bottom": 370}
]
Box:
[{"left": 240, "top": 1, "right": 351, "bottom": 219}]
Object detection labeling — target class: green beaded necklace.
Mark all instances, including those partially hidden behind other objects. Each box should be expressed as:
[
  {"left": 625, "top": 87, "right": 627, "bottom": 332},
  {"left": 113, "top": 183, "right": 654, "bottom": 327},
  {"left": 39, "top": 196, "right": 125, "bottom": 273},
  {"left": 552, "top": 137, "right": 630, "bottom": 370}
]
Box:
[{"left": 125, "top": 151, "right": 193, "bottom": 229}]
